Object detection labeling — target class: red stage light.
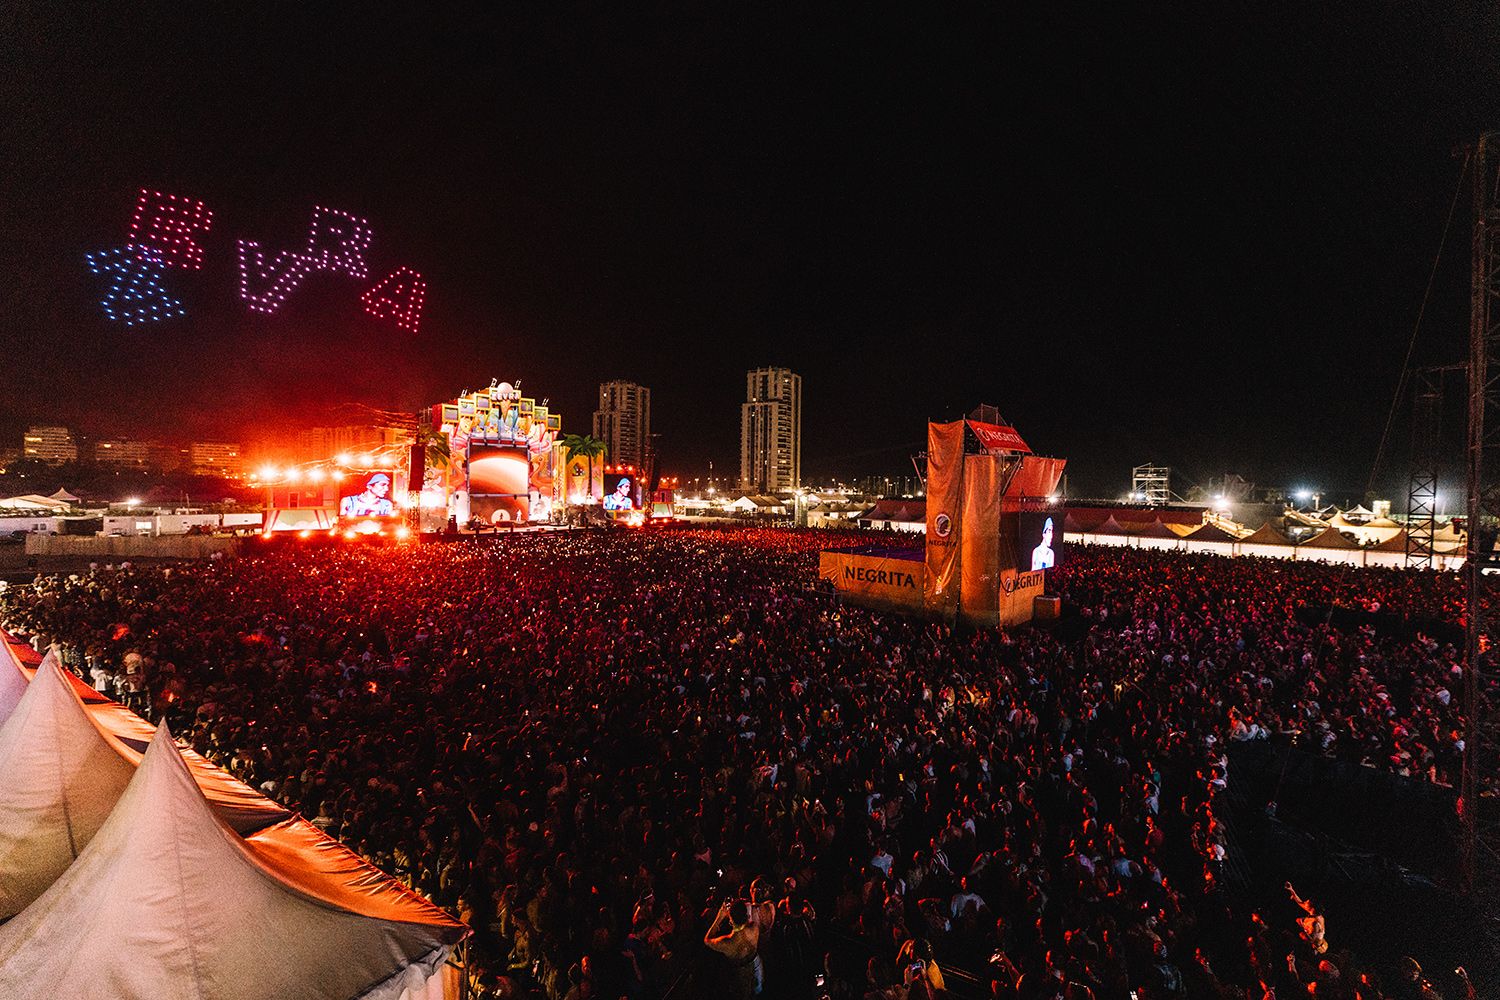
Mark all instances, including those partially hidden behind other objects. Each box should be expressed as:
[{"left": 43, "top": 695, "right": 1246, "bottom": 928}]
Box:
[
  {"left": 361, "top": 266, "right": 426, "bottom": 332},
  {"left": 128, "top": 189, "right": 213, "bottom": 270}
]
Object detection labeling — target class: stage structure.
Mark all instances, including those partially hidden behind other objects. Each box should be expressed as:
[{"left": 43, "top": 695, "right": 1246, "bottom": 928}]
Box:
[
  {"left": 258, "top": 461, "right": 409, "bottom": 537},
  {"left": 429, "top": 380, "right": 564, "bottom": 528},
  {"left": 821, "top": 413, "right": 1066, "bottom": 626}
]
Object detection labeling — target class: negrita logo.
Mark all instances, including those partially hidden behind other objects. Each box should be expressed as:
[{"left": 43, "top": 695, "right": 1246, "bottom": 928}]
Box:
[{"left": 933, "top": 513, "right": 952, "bottom": 538}]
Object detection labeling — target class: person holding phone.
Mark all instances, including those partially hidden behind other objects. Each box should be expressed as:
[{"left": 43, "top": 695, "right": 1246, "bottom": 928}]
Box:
[{"left": 704, "top": 899, "right": 759, "bottom": 1000}]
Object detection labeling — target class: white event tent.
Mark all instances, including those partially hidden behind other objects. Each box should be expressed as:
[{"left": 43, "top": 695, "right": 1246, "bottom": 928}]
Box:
[
  {"left": 0, "top": 724, "right": 466, "bottom": 999},
  {"left": 0, "top": 634, "right": 467, "bottom": 998},
  {"left": 0, "top": 656, "right": 139, "bottom": 917}
]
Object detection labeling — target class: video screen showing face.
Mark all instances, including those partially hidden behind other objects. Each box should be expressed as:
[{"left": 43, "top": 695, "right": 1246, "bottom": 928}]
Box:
[
  {"left": 468, "top": 445, "right": 529, "bottom": 495},
  {"left": 1019, "top": 512, "right": 1062, "bottom": 572},
  {"left": 339, "top": 470, "right": 397, "bottom": 518},
  {"left": 603, "top": 473, "right": 642, "bottom": 511}
]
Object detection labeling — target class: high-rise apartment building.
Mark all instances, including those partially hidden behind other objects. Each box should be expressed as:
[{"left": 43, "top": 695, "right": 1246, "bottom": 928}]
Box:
[
  {"left": 93, "top": 439, "right": 154, "bottom": 469},
  {"left": 22, "top": 426, "right": 78, "bottom": 465},
  {"left": 593, "top": 381, "right": 651, "bottom": 470},
  {"left": 188, "top": 442, "right": 242, "bottom": 478},
  {"left": 740, "top": 367, "right": 801, "bottom": 493}
]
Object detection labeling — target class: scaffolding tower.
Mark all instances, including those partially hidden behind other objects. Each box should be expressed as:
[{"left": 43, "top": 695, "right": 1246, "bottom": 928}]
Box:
[
  {"left": 1131, "top": 464, "right": 1171, "bottom": 505},
  {"left": 1462, "top": 132, "right": 1500, "bottom": 942},
  {"left": 1407, "top": 365, "right": 1464, "bottom": 567}
]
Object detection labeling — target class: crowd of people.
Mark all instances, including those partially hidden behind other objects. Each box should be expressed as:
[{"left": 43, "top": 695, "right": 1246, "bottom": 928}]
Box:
[{"left": 0, "top": 528, "right": 1484, "bottom": 1000}]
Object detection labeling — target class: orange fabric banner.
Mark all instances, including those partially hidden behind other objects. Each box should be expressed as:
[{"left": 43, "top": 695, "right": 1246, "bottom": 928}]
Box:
[
  {"left": 999, "top": 569, "right": 1046, "bottom": 626},
  {"left": 960, "top": 454, "right": 1004, "bottom": 624},
  {"left": 1002, "top": 455, "right": 1066, "bottom": 507},
  {"left": 923, "top": 420, "right": 966, "bottom": 613}
]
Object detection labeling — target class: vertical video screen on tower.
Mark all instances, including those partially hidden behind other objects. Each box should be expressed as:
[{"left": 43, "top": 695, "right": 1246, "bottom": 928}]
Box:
[{"left": 1018, "top": 512, "right": 1062, "bottom": 572}]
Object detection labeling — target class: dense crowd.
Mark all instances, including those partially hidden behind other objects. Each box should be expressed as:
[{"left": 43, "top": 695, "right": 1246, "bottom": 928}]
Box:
[{"left": 0, "top": 529, "right": 1483, "bottom": 1000}]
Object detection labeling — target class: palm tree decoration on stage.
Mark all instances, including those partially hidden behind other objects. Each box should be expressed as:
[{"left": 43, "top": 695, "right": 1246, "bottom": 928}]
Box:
[
  {"left": 417, "top": 424, "right": 455, "bottom": 479},
  {"left": 561, "top": 433, "right": 608, "bottom": 502}
]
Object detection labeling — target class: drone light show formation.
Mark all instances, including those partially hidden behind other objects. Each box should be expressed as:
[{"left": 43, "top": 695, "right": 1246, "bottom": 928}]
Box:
[{"left": 87, "top": 188, "right": 427, "bottom": 333}]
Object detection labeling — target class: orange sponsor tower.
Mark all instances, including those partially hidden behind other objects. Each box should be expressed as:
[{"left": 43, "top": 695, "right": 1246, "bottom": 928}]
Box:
[{"left": 820, "top": 411, "right": 1064, "bottom": 626}]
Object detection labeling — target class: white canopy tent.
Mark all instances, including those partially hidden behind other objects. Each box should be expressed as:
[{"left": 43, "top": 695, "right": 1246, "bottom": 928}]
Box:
[
  {"left": 0, "top": 724, "right": 466, "bottom": 999},
  {"left": 0, "top": 656, "right": 139, "bottom": 918},
  {"left": 0, "top": 645, "right": 43, "bottom": 726}
]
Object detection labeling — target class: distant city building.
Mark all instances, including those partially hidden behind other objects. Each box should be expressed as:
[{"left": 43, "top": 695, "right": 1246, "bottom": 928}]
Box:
[
  {"left": 150, "top": 442, "right": 189, "bottom": 473},
  {"left": 188, "top": 441, "right": 242, "bottom": 478},
  {"left": 593, "top": 381, "right": 651, "bottom": 470},
  {"left": 93, "top": 438, "right": 153, "bottom": 469},
  {"left": 22, "top": 425, "right": 78, "bottom": 465},
  {"left": 740, "top": 367, "right": 801, "bottom": 493},
  {"left": 856, "top": 474, "right": 923, "bottom": 498}
]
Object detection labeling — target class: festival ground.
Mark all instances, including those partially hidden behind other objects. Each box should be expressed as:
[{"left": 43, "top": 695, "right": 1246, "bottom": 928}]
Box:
[{"left": 0, "top": 527, "right": 1489, "bottom": 998}]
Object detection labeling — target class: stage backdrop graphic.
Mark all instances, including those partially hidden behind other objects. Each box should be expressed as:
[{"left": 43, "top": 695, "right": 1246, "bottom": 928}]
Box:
[
  {"left": 469, "top": 445, "right": 529, "bottom": 523},
  {"left": 923, "top": 420, "right": 966, "bottom": 614}
]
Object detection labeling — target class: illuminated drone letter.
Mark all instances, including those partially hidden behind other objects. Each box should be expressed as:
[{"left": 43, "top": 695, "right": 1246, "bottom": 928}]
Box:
[
  {"left": 128, "top": 189, "right": 214, "bottom": 270},
  {"left": 304, "top": 205, "right": 373, "bottom": 279},
  {"left": 237, "top": 239, "right": 312, "bottom": 314},
  {"left": 361, "top": 266, "right": 426, "bottom": 332},
  {"left": 85, "top": 247, "right": 185, "bottom": 326}
]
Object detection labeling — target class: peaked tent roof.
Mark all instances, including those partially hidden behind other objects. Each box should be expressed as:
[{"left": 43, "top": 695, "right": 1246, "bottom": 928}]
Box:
[
  {"left": 859, "top": 499, "right": 926, "bottom": 523},
  {"left": 48, "top": 487, "right": 80, "bottom": 503},
  {"left": 0, "top": 633, "right": 290, "bottom": 833},
  {"left": 1063, "top": 511, "right": 1108, "bottom": 533},
  {"left": 0, "top": 494, "right": 69, "bottom": 511},
  {"left": 0, "top": 725, "right": 466, "bottom": 1000},
  {"left": 1239, "top": 522, "right": 1296, "bottom": 546},
  {"left": 1123, "top": 519, "right": 1181, "bottom": 539},
  {"left": 1300, "top": 525, "right": 1362, "bottom": 549},
  {"left": 1182, "top": 522, "right": 1239, "bottom": 543},
  {"left": 1088, "top": 516, "right": 1132, "bottom": 535},
  {"left": 0, "top": 638, "right": 39, "bottom": 725},
  {"left": 0, "top": 656, "right": 138, "bottom": 918},
  {"left": 1370, "top": 530, "right": 1413, "bottom": 553}
]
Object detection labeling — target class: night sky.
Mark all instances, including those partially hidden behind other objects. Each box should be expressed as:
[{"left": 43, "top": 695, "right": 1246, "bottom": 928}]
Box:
[{"left": 4, "top": 5, "right": 1499, "bottom": 497}]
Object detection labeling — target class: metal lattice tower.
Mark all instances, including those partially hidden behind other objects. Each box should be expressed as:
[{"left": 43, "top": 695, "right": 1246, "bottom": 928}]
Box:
[
  {"left": 1462, "top": 132, "right": 1500, "bottom": 927},
  {"left": 1131, "top": 464, "right": 1171, "bottom": 505},
  {"left": 1407, "top": 366, "right": 1464, "bottom": 567}
]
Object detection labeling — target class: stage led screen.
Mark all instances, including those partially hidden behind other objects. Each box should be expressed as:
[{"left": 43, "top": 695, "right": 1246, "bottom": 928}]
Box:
[
  {"left": 1017, "top": 511, "right": 1062, "bottom": 572},
  {"left": 339, "top": 470, "right": 397, "bottom": 519},
  {"left": 472, "top": 494, "right": 530, "bottom": 524},
  {"left": 468, "top": 445, "right": 529, "bottom": 496},
  {"left": 602, "top": 473, "right": 642, "bottom": 512}
]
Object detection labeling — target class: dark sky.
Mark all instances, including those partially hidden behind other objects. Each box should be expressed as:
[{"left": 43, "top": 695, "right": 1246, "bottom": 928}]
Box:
[{"left": 3, "top": 4, "right": 1498, "bottom": 496}]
